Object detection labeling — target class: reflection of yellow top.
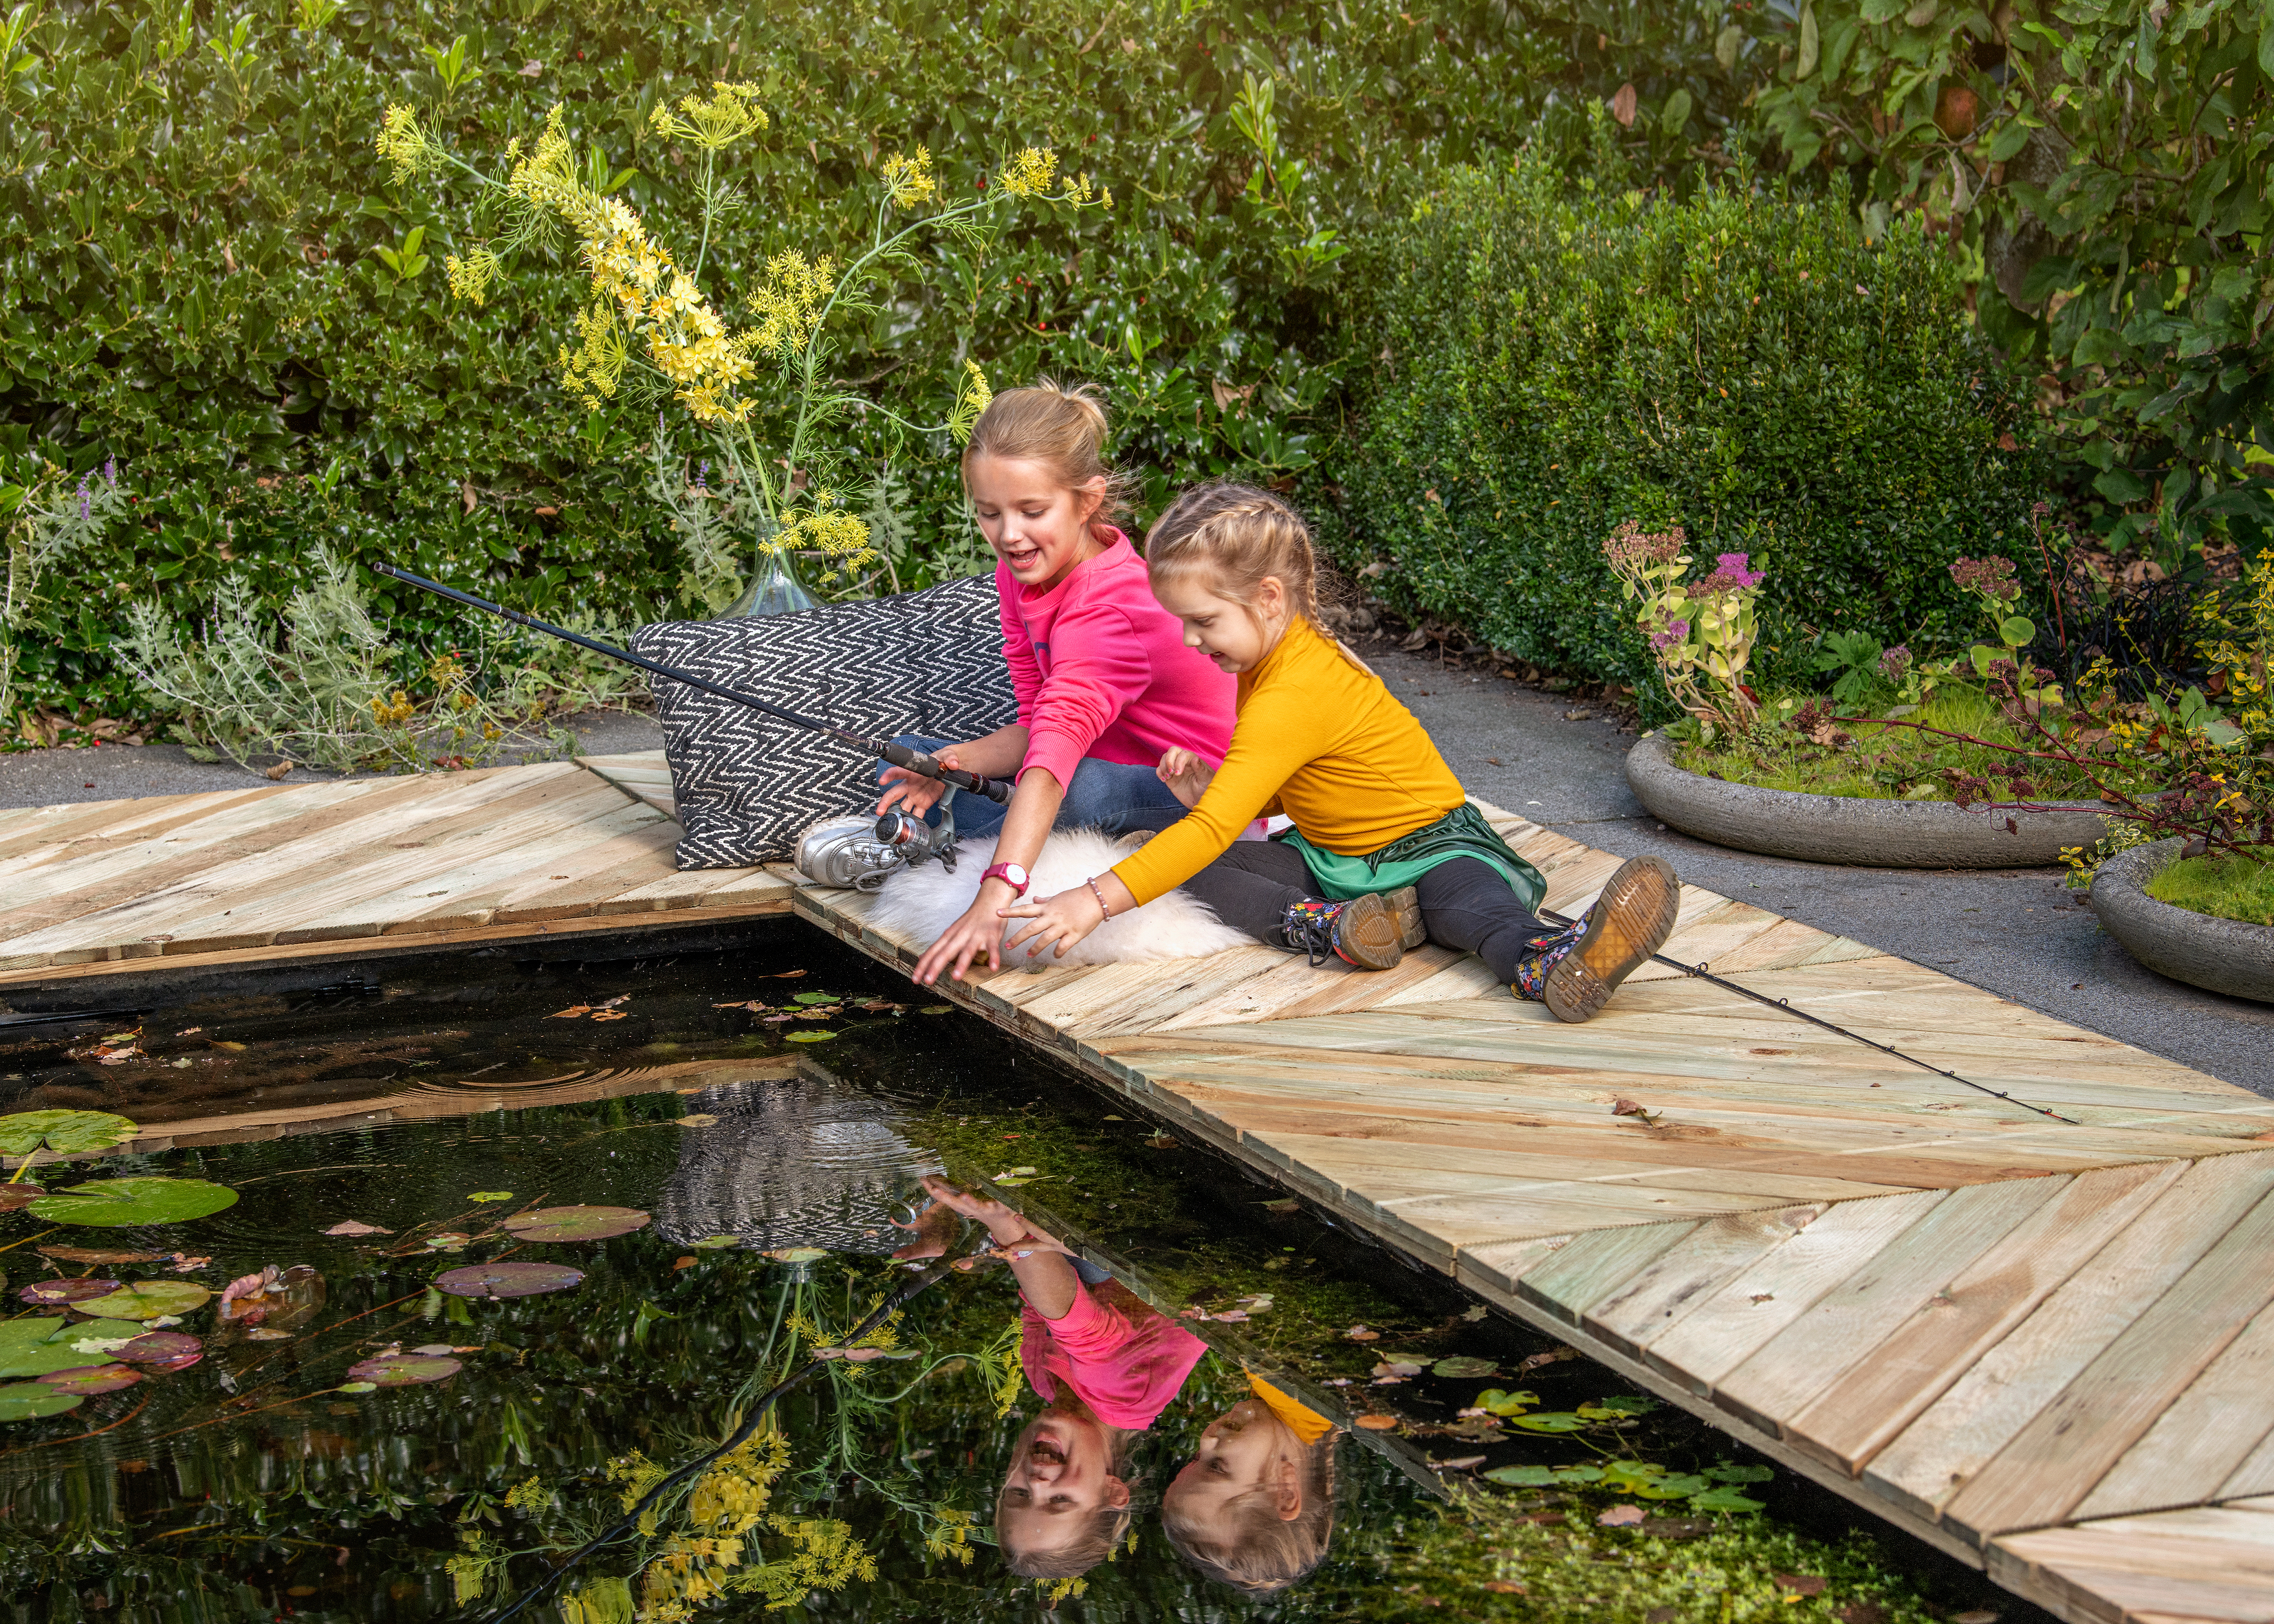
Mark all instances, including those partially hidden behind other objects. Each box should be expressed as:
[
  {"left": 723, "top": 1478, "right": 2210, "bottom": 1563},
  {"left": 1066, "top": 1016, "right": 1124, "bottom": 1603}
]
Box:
[{"left": 1249, "top": 1373, "right": 1335, "bottom": 1445}]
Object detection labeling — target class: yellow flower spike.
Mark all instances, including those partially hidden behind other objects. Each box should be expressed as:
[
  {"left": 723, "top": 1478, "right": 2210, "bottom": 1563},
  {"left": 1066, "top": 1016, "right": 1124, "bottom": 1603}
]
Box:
[
  {"left": 949, "top": 360, "right": 992, "bottom": 445},
  {"left": 879, "top": 146, "right": 938, "bottom": 208},
  {"left": 998, "top": 146, "right": 1058, "bottom": 198},
  {"left": 375, "top": 104, "right": 438, "bottom": 180}
]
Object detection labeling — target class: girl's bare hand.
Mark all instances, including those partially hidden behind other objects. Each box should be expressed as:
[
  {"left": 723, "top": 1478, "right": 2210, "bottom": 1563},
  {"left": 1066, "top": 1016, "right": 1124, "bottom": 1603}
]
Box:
[
  {"left": 912, "top": 894, "right": 1009, "bottom": 985},
  {"left": 919, "top": 1175, "right": 1028, "bottom": 1241},
  {"left": 1002, "top": 886, "right": 1106, "bottom": 963},
  {"left": 877, "top": 747, "right": 963, "bottom": 817},
  {"left": 1156, "top": 747, "right": 1216, "bottom": 809}
]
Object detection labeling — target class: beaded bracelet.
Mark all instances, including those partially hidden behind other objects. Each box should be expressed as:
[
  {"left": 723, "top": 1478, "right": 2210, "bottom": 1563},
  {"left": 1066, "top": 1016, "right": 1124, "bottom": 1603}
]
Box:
[{"left": 1085, "top": 876, "right": 1115, "bottom": 920}]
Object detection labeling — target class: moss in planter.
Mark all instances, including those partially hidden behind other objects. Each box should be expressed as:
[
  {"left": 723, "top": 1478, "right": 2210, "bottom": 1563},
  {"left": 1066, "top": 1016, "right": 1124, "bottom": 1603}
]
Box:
[
  {"left": 1670, "top": 688, "right": 2095, "bottom": 802},
  {"left": 2148, "top": 846, "right": 2274, "bottom": 927}
]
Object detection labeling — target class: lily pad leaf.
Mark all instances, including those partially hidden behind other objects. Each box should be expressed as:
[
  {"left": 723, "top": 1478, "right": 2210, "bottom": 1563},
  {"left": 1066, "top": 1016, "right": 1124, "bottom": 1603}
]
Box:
[
  {"left": 466, "top": 1192, "right": 514, "bottom": 1203},
  {"left": 1433, "top": 1356, "right": 1500, "bottom": 1379},
  {"left": 499, "top": 1206, "right": 651, "bottom": 1243},
  {"left": 783, "top": 1030, "right": 836, "bottom": 1043},
  {"left": 335, "top": 1381, "right": 378, "bottom": 1394},
  {"left": 1510, "top": 1411, "right": 1590, "bottom": 1433},
  {"left": 0, "top": 1110, "right": 138, "bottom": 1159},
  {"left": 789, "top": 991, "right": 840, "bottom": 1005},
  {"left": 36, "top": 1364, "right": 142, "bottom": 1396},
  {"left": 1593, "top": 1394, "right": 1662, "bottom": 1416},
  {"left": 0, "top": 1185, "right": 47, "bottom": 1211},
  {"left": 346, "top": 1353, "right": 462, "bottom": 1386},
  {"left": 0, "top": 1318, "right": 149, "bottom": 1378},
  {"left": 1635, "top": 1473, "right": 1714, "bottom": 1499},
  {"left": 1687, "top": 1484, "right": 1767, "bottom": 1513},
  {"left": 19, "top": 1278, "right": 122, "bottom": 1307},
  {"left": 112, "top": 1331, "right": 203, "bottom": 1365},
  {"left": 74, "top": 1281, "right": 212, "bottom": 1319},
  {"left": 30, "top": 1177, "right": 238, "bottom": 1228},
  {"left": 919, "top": 1005, "right": 951, "bottom": 1015},
  {"left": 1482, "top": 1464, "right": 1560, "bottom": 1487},
  {"left": 688, "top": 1235, "right": 740, "bottom": 1249},
  {"left": 1472, "top": 1387, "right": 1538, "bottom": 1416},
  {"left": 435, "top": 1262, "right": 585, "bottom": 1299},
  {"left": 0, "top": 1381, "right": 83, "bottom": 1421},
  {"left": 1704, "top": 1462, "right": 1774, "bottom": 1484}
]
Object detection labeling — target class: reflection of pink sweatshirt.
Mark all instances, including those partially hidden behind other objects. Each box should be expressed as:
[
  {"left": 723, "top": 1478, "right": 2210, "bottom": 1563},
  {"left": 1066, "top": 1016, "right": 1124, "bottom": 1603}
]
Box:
[
  {"left": 1021, "top": 1277, "right": 1207, "bottom": 1431},
  {"left": 999, "top": 533, "right": 1236, "bottom": 793}
]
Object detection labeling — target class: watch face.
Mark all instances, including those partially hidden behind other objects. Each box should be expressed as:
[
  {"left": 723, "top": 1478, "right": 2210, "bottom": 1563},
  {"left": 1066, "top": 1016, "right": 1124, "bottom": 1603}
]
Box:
[{"left": 1003, "top": 864, "right": 1030, "bottom": 887}]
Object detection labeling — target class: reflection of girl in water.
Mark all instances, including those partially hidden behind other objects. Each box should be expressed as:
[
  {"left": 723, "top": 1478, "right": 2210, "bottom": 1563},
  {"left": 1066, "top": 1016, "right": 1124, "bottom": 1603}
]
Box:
[
  {"left": 1162, "top": 1373, "right": 1341, "bottom": 1594},
  {"left": 908, "top": 1176, "right": 1205, "bottom": 1581}
]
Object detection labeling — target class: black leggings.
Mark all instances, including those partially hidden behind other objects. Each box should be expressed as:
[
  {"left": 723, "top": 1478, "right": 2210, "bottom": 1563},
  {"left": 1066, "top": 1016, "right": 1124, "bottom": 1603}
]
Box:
[{"left": 1172, "top": 839, "right": 1555, "bottom": 985}]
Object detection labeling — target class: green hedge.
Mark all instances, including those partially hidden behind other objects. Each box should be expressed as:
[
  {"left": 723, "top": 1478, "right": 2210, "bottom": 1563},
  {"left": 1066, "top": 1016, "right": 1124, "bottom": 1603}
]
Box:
[
  {"left": 1320, "top": 156, "right": 2051, "bottom": 701},
  {"left": 0, "top": 0, "right": 1577, "bottom": 721}
]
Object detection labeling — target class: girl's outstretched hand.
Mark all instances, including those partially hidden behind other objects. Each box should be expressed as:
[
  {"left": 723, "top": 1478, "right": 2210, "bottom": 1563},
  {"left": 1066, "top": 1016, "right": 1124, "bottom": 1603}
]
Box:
[
  {"left": 877, "top": 747, "right": 961, "bottom": 817},
  {"left": 1002, "top": 885, "right": 1106, "bottom": 963},
  {"left": 1156, "top": 747, "right": 1216, "bottom": 809},
  {"left": 912, "top": 886, "right": 1012, "bottom": 985}
]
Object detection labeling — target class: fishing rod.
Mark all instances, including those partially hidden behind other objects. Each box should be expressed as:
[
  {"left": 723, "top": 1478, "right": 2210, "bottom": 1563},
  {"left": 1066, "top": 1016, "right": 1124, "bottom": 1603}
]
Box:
[
  {"left": 1538, "top": 907, "right": 2080, "bottom": 1126},
  {"left": 372, "top": 563, "right": 1013, "bottom": 806},
  {"left": 481, "top": 1225, "right": 985, "bottom": 1624}
]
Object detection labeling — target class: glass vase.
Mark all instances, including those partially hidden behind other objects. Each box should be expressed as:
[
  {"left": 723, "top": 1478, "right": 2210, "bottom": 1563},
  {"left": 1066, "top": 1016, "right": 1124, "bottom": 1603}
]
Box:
[{"left": 723, "top": 542, "right": 818, "bottom": 619}]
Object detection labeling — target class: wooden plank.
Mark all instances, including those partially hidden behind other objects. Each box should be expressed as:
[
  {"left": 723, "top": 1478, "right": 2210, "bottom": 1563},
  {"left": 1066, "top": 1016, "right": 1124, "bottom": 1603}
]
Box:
[
  {"left": 1992, "top": 1508, "right": 2274, "bottom": 1624},
  {"left": 1456, "top": 1233, "right": 1573, "bottom": 1301},
  {"left": 1712, "top": 1175, "right": 2069, "bottom": 1436},
  {"left": 1642, "top": 1190, "right": 1947, "bottom": 1392},
  {"left": 1585, "top": 1205, "right": 1828, "bottom": 1358},
  {"left": 1516, "top": 1220, "right": 1701, "bottom": 1324},
  {"left": 2077, "top": 1293, "right": 2274, "bottom": 1520},
  {"left": 1867, "top": 1152, "right": 2274, "bottom": 1525},
  {"left": 1786, "top": 1158, "right": 2186, "bottom": 1476},
  {"left": 1940, "top": 1183, "right": 2274, "bottom": 1543}
]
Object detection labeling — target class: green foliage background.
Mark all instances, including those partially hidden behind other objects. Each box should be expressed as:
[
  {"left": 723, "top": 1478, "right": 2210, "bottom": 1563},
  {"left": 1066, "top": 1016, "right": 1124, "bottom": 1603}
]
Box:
[{"left": 1321, "top": 155, "right": 2048, "bottom": 694}]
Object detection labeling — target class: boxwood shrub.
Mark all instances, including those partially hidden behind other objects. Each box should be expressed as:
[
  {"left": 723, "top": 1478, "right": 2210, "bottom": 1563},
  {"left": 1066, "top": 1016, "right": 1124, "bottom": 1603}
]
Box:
[{"left": 1318, "top": 157, "right": 2051, "bottom": 703}]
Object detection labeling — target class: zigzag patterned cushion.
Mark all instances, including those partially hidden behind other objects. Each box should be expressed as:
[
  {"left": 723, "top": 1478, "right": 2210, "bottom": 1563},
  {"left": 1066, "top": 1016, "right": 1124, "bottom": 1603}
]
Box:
[{"left": 630, "top": 573, "right": 1016, "bottom": 868}]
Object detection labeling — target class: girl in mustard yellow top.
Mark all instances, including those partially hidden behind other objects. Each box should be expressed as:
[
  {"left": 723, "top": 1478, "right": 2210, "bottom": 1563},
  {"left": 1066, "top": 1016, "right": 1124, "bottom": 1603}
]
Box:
[{"left": 1000, "top": 483, "right": 1683, "bottom": 1022}]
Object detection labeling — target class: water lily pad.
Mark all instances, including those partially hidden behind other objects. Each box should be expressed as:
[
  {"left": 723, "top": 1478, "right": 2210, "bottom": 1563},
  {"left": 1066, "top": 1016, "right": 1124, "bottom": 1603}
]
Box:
[
  {"left": 0, "top": 1318, "right": 149, "bottom": 1377},
  {"left": 0, "top": 1381, "right": 83, "bottom": 1421},
  {"left": 790, "top": 991, "right": 840, "bottom": 1005},
  {"left": 112, "top": 1331, "right": 202, "bottom": 1364},
  {"left": 783, "top": 1030, "right": 836, "bottom": 1043},
  {"left": 688, "top": 1235, "right": 740, "bottom": 1249},
  {"left": 1511, "top": 1411, "right": 1590, "bottom": 1433},
  {"left": 18, "top": 1279, "right": 121, "bottom": 1307},
  {"left": 29, "top": 1177, "right": 237, "bottom": 1228},
  {"left": 500, "top": 1206, "right": 651, "bottom": 1243},
  {"left": 36, "top": 1364, "right": 142, "bottom": 1396},
  {"left": 0, "top": 1185, "right": 47, "bottom": 1212},
  {"left": 0, "top": 1109, "right": 138, "bottom": 1159},
  {"left": 466, "top": 1191, "right": 514, "bottom": 1203},
  {"left": 336, "top": 1381, "right": 377, "bottom": 1394},
  {"left": 1483, "top": 1464, "right": 1561, "bottom": 1487},
  {"left": 1434, "top": 1356, "right": 1500, "bottom": 1379},
  {"left": 345, "top": 1353, "right": 462, "bottom": 1386},
  {"left": 74, "top": 1281, "right": 212, "bottom": 1319},
  {"left": 435, "top": 1262, "right": 584, "bottom": 1299}
]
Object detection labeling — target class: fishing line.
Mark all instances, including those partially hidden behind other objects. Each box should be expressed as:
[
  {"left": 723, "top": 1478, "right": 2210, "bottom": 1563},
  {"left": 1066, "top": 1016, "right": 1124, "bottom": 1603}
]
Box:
[
  {"left": 1537, "top": 907, "right": 2081, "bottom": 1126},
  {"left": 481, "top": 1230, "right": 984, "bottom": 1624},
  {"left": 373, "top": 563, "right": 1014, "bottom": 806}
]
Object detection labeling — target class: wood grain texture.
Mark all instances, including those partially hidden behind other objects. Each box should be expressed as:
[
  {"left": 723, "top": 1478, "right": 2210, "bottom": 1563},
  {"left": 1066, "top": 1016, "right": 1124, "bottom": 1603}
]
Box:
[{"left": 1992, "top": 1506, "right": 2274, "bottom": 1624}]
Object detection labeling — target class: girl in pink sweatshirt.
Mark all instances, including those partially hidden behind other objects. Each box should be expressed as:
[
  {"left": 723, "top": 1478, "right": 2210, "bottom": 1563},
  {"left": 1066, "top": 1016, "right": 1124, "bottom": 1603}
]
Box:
[{"left": 877, "top": 382, "right": 1235, "bottom": 986}]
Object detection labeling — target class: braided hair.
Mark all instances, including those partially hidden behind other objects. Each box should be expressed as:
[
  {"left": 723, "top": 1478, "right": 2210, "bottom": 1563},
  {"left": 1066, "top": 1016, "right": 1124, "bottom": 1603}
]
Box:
[{"left": 1142, "top": 482, "right": 1322, "bottom": 627}]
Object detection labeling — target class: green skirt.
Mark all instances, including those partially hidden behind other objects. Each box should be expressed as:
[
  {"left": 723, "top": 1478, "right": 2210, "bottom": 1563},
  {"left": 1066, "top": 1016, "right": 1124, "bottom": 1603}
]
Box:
[{"left": 1271, "top": 802, "right": 1546, "bottom": 914}]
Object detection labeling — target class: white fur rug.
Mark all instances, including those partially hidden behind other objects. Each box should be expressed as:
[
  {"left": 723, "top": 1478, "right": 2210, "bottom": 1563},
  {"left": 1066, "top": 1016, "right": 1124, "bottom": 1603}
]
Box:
[{"left": 864, "top": 830, "right": 1251, "bottom": 966}]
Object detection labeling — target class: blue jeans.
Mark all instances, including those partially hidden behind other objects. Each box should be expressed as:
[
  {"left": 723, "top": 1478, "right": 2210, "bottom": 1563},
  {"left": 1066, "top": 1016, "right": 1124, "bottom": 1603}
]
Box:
[{"left": 885, "top": 734, "right": 1185, "bottom": 840}]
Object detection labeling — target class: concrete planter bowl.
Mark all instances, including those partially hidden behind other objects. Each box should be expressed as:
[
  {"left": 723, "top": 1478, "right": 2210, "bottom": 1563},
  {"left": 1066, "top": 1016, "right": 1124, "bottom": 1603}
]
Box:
[
  {"left": 1624, "top": 734, "right": 2114, "bottom": 868},
  {"left": 2090, "top": 837, "right": 2274, "bottom": 1005}
]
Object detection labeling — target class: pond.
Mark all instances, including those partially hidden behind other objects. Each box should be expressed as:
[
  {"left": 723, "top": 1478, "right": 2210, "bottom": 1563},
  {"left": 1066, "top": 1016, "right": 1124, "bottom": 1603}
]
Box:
[{"left": 0, "top": 928, "right": 2038, "bottom": 1623}]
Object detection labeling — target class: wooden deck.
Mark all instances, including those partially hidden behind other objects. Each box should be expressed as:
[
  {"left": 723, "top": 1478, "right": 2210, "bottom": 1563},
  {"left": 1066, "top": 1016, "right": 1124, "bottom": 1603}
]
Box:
[{"left": 5, "top": 751, "right": 2274, "bottom": 1623}]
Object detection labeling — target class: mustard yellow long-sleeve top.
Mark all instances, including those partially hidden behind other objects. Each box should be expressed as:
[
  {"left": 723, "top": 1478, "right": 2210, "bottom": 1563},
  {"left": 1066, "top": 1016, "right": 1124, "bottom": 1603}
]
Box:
[{"left": 1111, "top": 614, "right": 1467, "bottom": 907}]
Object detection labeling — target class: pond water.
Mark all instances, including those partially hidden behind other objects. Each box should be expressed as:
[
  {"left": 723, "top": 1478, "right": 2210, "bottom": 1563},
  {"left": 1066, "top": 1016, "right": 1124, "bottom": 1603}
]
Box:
[{"left": 0, "top": 928, "right": 2038, "bottom": 1623}]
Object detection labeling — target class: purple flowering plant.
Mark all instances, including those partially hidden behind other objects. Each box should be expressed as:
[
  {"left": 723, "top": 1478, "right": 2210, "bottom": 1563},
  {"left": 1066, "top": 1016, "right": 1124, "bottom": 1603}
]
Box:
[{"left": 1601, "top": 522, "right": 1767, "bottom": 740}]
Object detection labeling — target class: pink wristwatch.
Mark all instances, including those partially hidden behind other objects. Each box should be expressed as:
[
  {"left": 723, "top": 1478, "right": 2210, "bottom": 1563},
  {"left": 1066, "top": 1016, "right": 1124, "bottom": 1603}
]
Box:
[{"left": 981, "top": 862, "right": 1031, "bottom": 897}]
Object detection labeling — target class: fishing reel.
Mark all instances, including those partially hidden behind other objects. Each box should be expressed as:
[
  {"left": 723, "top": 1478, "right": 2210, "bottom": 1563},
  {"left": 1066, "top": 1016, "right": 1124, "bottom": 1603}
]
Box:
[{"left": 794, "top": 801, "right": 959, "bottom": 892}]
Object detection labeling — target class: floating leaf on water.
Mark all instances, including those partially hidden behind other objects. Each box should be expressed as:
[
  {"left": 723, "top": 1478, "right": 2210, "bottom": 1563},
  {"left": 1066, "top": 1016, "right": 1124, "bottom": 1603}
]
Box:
[
  {"left": 335, "top": 1381, "right": 378, "bottom": 1394},
  {"left": 209, "top": 1040, "right": 246, "bottom": 1051},
  {"left": 1511, "top": 1412, "right": 1590, "bottom": 1433},
  {"left": 790, "top": 991, "right": 839, "bottom": 1005},
  {"left": 1373, "top": 1361, "right": 1423, "bottom": 1378},
  {"left": 1591, "top": 1394, "right": 1661, "bottom": 1416},
  {"left": 424, "top": 1233, "right": 472, "bottom": 1251},
  {"left": 1597, "top": 1504, "right": 1647, "bottom": 1527},
  {"left": 500, "top": 1206, "right": 651, "bottom": 1243},
  {"left": 588, "top": 1011, "right": 628, "bottom": 1022},
  {"left": 466, "top": 1192, "right": 514, "bottom": 1203},
  {"left": 0, "top": 1109, "right": 139, "bottom": 1159},
  {"left": 1433, "top": 1356, "right": 1499, "bottom": 1379},
  {"left": 1688, "top": 1484, "right": 1767, "bottom": 1513},
  {"left": 76, "top": 1281, "right": 212, "bottom": 1320},
  {"left": 19, "top": 1279, "right": 121, "bottom": 1306},
  {"left": 36, "top": 1246, "right": 160, "bottom": 1265},
  {"left": 1352, "top": 1414, "right": 1401, "bottom": 1431},
  {"left": 763, "top": 1248, "right": 827, "bottom": 1264},
  {"left": 783, "top": 1031, "right": 837, "bottom": 1043},
  {"left": 322, "top": 1221, "right": 392, "bottom": 1237},
  {"left": 0, "top": 1381, "right": 83, "bottom": 1421},
  {"left": 243, "top": 1327, "right": 294, "bottom": 1342},
  {"left": 0, "top": 1185, "right": 47, "bottom": 1212},
  {"left": 0, "top": 1319, "right": 147, "bottom": 1378},
  {"left": 767, "top": 969, "right": 808, "bottom": 978},
  {"left": 113, "top": 1331, "right": 202, "bottom": 1365},
  {"left": 675, "top": 1115, "right": 718, "bottom": 1128},
  {"left": 142, "top": 1350, "right": 204, "bottom": 1373},
  {"left": 688, "top": 1236, "right": 740, "bottom": 1250},
  {"left": 549, "top": 1007, "right": 593, "bottom": 1019},
  {"left": 1483, "top": 1464, "right": 1561, "bottom": 1488},
  {"left": 1472, "top": 1387, "right": 1538, "bottom": 1416},
  {"left": 435, "top": 1262, "right": 584, "bottom": 1299},
  {"left": 30, "top": 1177, "right": 238, "bottom": 1228},
  {"left": 345, "top": 1353, "right": 462, "bottom": 1386},
  {"left": 1343, "top": 1325, "right": 1381, "bottom": 1342},
  {"left": 919, "top": 1005, "right": 951, "bottom": 1015},
  {"left": 1704, "top": 1462, "right": 1773, "bottom": 1484},
  {"left": 1635, "top": 1473, "right": 1713, "bottom": 1500},
  {"left": 36, "top": 1364, "right": 142, "bottom": 1396}
]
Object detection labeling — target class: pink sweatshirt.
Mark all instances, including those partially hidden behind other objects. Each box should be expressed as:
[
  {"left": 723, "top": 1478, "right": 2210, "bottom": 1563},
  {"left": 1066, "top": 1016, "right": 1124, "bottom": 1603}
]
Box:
[
  {"left": 998, "top": 533, "right": 1236, "bottom": 792},
  {"left": 1020, "top": 1277, "right": 1207, "bottom": 1431}
]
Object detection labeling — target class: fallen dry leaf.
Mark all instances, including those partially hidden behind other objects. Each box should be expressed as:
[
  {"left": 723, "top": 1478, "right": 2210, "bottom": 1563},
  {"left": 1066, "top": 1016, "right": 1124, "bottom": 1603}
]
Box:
[
  {"left": 589, "top": 1011, "right": 628, "bottom": 1022},
  {"left": 263, "top": 760, "right": 295, "bottom": 780},
  {"left": 673, "top": 1256, "right": 697, "bottom": 1270},
  {"left": 1597, "top": 1504, "right": 1647, "bottom": 1526},
  {"left": 1344, "top": 1325, "right": 1381, "bottom": 1342},
  {"left": 549, "top": 1007, "right": 593, "bottom": 1019},
  {"left": 1485, "top": 1581, "right": 1528, "bottom": 1595},
  {"left": 322, "top": 1221, "right": 392, "bottom": 1237},
  {"left": 1433, "top": 1455, "right": 1486, "bottom": 1471},
  {"left": 1352, "top": 1414, "right": 1401, "bottom": 1431}
]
